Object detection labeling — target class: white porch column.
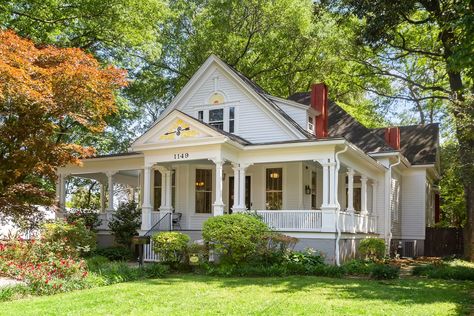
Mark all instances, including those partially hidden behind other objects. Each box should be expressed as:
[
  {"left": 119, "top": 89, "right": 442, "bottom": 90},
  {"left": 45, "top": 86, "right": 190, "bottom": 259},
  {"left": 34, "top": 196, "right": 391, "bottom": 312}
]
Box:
[
  {"left": 141, "top": 165, "right": 153, "bottom": 231},
  {"left": 212, "top": 159, "right": 225, "bottom": 216},
  {"left": 100, "top": 183, "right": 106, "bottom": 212},
  {"left": 231, "top": 163, "right": 240, "bottom": 212},
  {"left": 238, "top": 164, "right": 247, "bottom": 211},
  {"left": 371, "top": 180, "right": 377, "bottom": 214},
  {"left": 346, "top": 168, "right": 355, "bottom": 213},
  {"left": 317, "top": 159, "right": 329, "bottom": 208},
  {"left": 106, "top": 171, "right": 116, "bottom": 211},
  {"left": 57, "top": 173, "right": 68, "bottom": 217},
  {"left": 328, "top": 160, "right": 337, "bottom": 207},
  {"left": 165, "top": 170, "right": 173, "bottom": 212},
  {"left": 361, "top": 175, "right": 368, "bottom": 215}
]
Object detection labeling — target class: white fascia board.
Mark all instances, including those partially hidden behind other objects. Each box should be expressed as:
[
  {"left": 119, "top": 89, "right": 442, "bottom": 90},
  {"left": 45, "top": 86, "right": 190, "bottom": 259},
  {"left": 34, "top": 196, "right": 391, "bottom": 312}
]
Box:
[
  {"left": 345, "top": 142, "right": 388, "bottom": 172},
  {"left": 133, "top": 136, "right": 228, "bottom": 151},
  {"left": 242, "top": 139, "right": 345, "bottom": 151},
  {"left": 82, "top": 153, "right": 144, "bottom": 162},
  {"left": 370, "top": 151, "right": 411, "bottom": 168},
  {"left": 266, "top": 95, "right": 319, "bottom": 113}
]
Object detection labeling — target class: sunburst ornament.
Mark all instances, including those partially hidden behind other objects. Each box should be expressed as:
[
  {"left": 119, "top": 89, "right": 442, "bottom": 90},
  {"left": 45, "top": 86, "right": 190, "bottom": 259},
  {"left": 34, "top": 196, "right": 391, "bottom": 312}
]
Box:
[
  {"left": 209, "top": 92, "right": 225, "bottom": 105},
  {"left": 160, "top": 119, "right": 199, "bottom": 140}
]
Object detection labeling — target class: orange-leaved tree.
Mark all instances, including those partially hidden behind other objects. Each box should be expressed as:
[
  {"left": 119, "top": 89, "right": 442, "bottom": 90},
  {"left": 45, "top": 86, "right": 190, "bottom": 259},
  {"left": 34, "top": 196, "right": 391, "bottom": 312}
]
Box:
[{"left": 0, "top": 30, "right": 127, "bottom": 224}]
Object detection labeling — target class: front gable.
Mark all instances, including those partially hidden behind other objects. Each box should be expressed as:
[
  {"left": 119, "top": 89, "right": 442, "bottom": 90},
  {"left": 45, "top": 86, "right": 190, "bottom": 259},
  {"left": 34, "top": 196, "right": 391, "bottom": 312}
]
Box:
[
  {"left": 131, "top": 111, "right": 226, "bottom": 150},
  {"left": 154, "top": 55, "right": 307, "bottom": 143}
]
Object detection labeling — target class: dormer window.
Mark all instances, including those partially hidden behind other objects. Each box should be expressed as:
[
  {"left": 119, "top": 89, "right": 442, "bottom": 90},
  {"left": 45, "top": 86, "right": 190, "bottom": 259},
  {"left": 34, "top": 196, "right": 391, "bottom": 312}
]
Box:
[{"left": 308, "top": 116, "right": 315, "bottom": 134}]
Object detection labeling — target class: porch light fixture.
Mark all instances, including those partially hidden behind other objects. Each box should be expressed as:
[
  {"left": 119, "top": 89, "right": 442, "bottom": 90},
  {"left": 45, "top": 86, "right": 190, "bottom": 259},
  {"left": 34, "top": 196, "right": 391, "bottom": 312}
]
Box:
[
  {"left": 269, "top": 172, "right": 280, "bottom": 179},
  {"left": 195, "top": 181, "right": 205, "bottom": 187},
  {"left": 305, "top": 185, "right": 311, "bottom": 195}
]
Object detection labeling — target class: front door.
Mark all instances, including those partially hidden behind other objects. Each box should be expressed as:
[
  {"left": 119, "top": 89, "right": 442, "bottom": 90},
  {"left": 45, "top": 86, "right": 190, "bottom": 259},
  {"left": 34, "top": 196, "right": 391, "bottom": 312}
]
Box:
[{"left": 228, "top": 176, "right": 251, "bottom": 213}]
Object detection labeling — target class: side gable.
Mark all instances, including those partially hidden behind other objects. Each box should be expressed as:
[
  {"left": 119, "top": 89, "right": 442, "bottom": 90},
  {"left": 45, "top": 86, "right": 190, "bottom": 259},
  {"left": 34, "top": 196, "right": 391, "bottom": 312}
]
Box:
[{"left": 154, "top": 55, "right": 309, "bottom": 143}]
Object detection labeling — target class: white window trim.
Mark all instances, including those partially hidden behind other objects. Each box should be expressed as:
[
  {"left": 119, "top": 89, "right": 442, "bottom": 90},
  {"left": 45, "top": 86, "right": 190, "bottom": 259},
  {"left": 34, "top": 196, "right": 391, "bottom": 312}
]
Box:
[{"left": 263, "top": 165, "right": 286, "bottom": 210}]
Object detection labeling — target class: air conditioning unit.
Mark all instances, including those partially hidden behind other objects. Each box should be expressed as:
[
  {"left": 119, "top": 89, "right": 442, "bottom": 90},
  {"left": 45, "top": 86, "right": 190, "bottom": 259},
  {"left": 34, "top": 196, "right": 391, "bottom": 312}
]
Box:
[{"left": 401, "top": 241, "right": 415, "bottom": 258}]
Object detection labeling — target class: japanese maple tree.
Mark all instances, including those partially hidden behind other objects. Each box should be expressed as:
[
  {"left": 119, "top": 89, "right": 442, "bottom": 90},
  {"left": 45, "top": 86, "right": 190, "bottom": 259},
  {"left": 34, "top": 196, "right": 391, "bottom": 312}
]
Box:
[{"left": 0, "top": 30, "right": 127, "bottom": 223}]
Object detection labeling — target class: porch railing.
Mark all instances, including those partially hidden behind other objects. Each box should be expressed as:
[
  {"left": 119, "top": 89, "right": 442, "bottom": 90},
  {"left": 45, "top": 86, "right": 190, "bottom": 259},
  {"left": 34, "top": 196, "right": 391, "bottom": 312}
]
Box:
[
  {"left": 256, "top": 210, "right": 323, "bottom": 231},
  {"left": 338, "top": 211, "right": 377, "bottom": 234}
]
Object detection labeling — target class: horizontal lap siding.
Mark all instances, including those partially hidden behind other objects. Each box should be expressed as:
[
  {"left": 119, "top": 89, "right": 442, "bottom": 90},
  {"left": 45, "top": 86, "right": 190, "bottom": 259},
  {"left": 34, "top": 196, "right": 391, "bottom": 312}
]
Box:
[
  {"left": 179, "top": 68, "right": 297, "bottom": 143},
  {"left": 401, "top": 170, "right": 427, "bottom": 239},
  {"left": 275, "top": 102, "right": 308, "bottom": 131}
]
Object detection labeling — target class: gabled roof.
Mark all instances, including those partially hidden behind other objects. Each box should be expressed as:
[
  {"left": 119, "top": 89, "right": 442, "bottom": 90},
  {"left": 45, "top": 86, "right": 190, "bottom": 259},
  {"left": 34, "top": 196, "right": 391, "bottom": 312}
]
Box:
[
  {"left": 223, "top": 62, "right": 315, "bottom": 139},
  {"left": 287, "top": 92, "right": 439, "bottom": 165},
  {"left": 287, "top": 92, "right": 391, "bottom": 153},
  {"left": 153, "top": 55, "right": 309, "bottom": 140},
  {"left": 373, "top": 124, "right": 439, "bottom": 165}
]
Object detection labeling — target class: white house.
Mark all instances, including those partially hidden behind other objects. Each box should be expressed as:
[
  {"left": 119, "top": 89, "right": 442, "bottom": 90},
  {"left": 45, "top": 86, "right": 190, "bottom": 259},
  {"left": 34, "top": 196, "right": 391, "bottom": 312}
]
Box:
[{"left": 57, "top": 55, "right": 440, "bottom": 264}]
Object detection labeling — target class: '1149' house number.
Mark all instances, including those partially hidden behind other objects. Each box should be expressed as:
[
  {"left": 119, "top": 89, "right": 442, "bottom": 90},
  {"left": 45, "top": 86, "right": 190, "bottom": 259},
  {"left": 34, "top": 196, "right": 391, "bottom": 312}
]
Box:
[{"left": 174, "top": 153, "right": 189, "bottom": 159}]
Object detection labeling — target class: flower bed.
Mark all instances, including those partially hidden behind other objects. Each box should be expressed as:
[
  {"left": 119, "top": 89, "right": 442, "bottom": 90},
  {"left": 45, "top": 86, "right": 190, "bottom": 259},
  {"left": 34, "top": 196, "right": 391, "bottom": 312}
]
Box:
[{"left": 0, "top": 238, "right": 88, "bottom": 295}]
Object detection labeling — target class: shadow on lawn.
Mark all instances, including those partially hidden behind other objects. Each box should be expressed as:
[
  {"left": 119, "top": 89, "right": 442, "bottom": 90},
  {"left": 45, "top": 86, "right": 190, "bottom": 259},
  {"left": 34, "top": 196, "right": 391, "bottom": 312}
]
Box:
[{"left": 142, "top": 275, "right": 473, "bottom": 315}]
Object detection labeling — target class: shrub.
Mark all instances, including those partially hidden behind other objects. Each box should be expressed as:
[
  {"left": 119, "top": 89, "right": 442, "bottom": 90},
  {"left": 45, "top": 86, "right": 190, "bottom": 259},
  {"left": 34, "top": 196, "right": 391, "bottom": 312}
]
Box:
[
  {"left": 66, "top": 209, "right": 101, "bottom": 231},
  {"left": 284, "top": 249, "right": 325, "bottom": 266},
  {"left": 370, "top": 264, "right": 399, "bottom": 279},
  {"left": 342, "top": 259, "right": 374, "bottom": 275},
  {"left": 202, "top": 214, "right": 268, "bottom": 263},
  {"left": 412, "top": 260, "right": 474, "bottom": 281},
  {"left": 41, "top": 219, "right": 96, "bottom": 256},
  {"left": 152, "top": 232, "right": 190, "bottom": 264},
  {"left": 358, "top": 238, "right": 385, "bottom": 261},
  {"left": 95, "top": 246, "right": 134, "bottom": 261},
  {"left": 108, "top": 201, "right": 141, "bottom": 248}
]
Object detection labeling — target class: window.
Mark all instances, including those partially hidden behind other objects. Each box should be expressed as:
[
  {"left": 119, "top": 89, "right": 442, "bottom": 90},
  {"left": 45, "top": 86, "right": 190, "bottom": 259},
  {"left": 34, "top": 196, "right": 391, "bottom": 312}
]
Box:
[
  {"left": 209, "top": 109, "right": 224, "bottom": 130},
  {"left": 196, "top": 107, "right": 235, "bottom": 132},
  {"left": 266, "top": 168, "right": 283, "bottom": 210},
  {"left": 195, "top": 169, "right": 212, "bottom": 213},
  {"left": 311, "top": 171, "right": 317, "bottom": 209},
  {"left": 229, "top": 107, "right": 235, "bottom": 133},
  {"left": 308, "top": 116, "right": 314, "bottom": 133},
  {"left": 153, "top": 170, "right": 176, "bottom": 211}
]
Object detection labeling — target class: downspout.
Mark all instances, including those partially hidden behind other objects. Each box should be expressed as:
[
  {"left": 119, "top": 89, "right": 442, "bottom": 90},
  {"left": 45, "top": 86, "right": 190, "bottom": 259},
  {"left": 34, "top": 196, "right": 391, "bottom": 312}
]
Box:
[
  {"left": 334, "top": 145, "right": 348, "bottom": 266},
  {"left": 386, "top": 155, "right": 401, "bottom": 255}
]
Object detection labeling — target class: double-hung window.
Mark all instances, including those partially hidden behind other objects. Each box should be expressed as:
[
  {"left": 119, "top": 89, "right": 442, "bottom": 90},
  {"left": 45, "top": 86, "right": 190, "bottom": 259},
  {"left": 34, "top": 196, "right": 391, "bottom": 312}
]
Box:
[
  {"left": 266, "top": 168, "right": 283, "bottom": 210},
  {"left": 209, "top": 109, "right": 224, "bottom": 130}
]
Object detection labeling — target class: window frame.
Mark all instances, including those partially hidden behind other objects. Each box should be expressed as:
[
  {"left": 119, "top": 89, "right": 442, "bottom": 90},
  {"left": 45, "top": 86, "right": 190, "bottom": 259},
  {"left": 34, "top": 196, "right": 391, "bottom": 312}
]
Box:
[
  {"left": 265, "top": 167, "right": 283, "bottom": 210},
  {"left": 195, "top": 168, "right": 213, "bottom": 214},
  {"left": 153, "top": 169, "right": 176, "bottom": 211}
]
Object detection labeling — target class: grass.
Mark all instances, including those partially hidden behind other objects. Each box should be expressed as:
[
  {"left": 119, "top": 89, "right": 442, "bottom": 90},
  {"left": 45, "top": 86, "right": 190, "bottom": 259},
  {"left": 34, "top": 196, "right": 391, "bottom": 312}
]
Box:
[
  {"left": 413, "top": 259, "right": 474, "bottom": 281},
  {"left": 0, "top": 275, "right": 472, "bottom": 315}
]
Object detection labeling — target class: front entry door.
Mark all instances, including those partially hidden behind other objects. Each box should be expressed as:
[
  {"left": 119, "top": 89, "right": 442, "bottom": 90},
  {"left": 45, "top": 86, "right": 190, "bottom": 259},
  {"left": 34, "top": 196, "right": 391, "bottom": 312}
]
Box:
[{"left": 228, "top": 176, "right": 251, "bottom": 213}]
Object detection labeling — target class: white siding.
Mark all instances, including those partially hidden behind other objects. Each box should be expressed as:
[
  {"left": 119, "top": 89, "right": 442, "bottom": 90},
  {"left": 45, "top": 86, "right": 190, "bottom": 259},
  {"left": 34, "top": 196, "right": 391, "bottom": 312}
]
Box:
[
  {"left": 273, "top": 100, "right": 308, "bottom": 132},
  {"left": 391, "top": 171, "right": 402, "bottom": 239},
  {"left": 401, "top": 169, "right": 427, "bottom": 239},
  {"left": 178, "top": 67, "right": 300, "bottom": 143}
]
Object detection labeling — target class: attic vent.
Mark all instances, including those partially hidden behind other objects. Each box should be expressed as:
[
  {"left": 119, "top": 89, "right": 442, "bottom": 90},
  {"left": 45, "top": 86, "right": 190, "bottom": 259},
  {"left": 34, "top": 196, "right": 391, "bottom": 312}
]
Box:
[{"left": 401, "top": 241, "right": 415, "bottom": 258}]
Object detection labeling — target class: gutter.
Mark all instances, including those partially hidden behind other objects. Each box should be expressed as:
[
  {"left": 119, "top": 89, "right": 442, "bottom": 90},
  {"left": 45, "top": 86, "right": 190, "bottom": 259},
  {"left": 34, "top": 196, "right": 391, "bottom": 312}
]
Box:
[
  {"left": 334, "top": 145, "right": 348, "bottom": 266},
  {"left": 385, "top": 155, "right": 401, "bottom": 255}
]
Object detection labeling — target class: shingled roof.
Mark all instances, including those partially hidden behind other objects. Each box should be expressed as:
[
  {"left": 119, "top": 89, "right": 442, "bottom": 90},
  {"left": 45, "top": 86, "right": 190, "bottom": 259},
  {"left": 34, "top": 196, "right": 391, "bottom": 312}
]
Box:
[
  {"left": 288, "top": 92, "right": 439, "bottom": 165},
  {"left": 373, "top": 124, "right": 439, "bottom": 165}
]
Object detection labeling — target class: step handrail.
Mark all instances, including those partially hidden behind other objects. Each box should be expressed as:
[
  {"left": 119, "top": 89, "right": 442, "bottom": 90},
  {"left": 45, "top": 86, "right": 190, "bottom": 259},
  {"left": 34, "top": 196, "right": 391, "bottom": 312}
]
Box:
[{"left": 144, "top": 212, "right": 172, "bottom": 236}]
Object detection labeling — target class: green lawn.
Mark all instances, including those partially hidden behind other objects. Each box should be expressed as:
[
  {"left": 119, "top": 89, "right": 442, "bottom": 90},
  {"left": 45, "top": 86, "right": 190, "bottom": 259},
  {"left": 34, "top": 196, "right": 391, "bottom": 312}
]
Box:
[{"left": 0, "top": 275, "right": 472, "bottom": 315}]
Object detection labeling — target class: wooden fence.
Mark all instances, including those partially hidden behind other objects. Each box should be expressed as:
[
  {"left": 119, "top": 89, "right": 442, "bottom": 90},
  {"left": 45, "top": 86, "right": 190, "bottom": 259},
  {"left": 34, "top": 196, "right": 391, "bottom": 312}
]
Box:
[{"left": 424, "top": 227, "right": 464, "bottom": 257}]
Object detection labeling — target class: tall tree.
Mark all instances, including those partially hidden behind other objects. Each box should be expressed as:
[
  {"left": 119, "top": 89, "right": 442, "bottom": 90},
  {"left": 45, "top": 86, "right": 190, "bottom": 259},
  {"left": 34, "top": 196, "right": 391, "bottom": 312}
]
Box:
[
  {"left": 332, "top": 0, "right": 474, "bottom": 260},
  {"left": 0, "top": 30, "right": 127, "bottom": 223}
]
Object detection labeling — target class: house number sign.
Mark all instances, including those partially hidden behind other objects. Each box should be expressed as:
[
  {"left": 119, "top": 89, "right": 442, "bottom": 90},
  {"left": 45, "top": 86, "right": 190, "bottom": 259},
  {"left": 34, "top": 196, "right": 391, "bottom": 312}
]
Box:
[{"left": 174, "top": 153, "right": 189, "bottom": 160}]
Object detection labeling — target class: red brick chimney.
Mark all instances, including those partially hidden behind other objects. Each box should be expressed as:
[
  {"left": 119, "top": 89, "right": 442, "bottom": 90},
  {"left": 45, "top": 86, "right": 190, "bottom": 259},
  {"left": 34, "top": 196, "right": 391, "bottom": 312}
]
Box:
[
  {"left": 311, "top": 83, "right": 328, "bottom": 138},
  {"left": 384, "top": 127, "right": 400, "bottom": 150}
]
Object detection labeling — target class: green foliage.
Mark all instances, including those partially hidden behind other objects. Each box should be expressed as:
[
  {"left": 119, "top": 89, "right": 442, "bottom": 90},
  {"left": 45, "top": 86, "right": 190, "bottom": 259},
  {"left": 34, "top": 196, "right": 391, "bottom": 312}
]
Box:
[
  {"left": 358, "top": 238, "right": 385, "bottom": 261},
  {"left": 41, "top": 219, "right": 96, "bottom": 256},
  {"left": 342, "top": 259, "right": 373, "bottom": 275},
  {"left": 439, "top": 141, "right": 466, "bottom": 227},
  {"left": 412, "top": 260, "right": 474, "bottom": 281},
  {"left": 284, "top": 249, "right": 325, "bottom": 266},
  {"left": 94, "top": 246, "right": 134, "bottom": 262},
  {"left": 108, "top": 201, "right": 141, "bottom": 248},
  {"left": 370, "top": 264, "right": 400, "bottom": 280},
  {"left": 202, "top": 214, "right": 269, "bottom": 263},
  {"left": 67, "top": 179, "right": 101, "bottom": 210},
  {"left": 66, "top": 209, "right": 101, "bottom": 231},
  {"left": 152, "top": 232, "right": 190, "bottom": 264}
]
